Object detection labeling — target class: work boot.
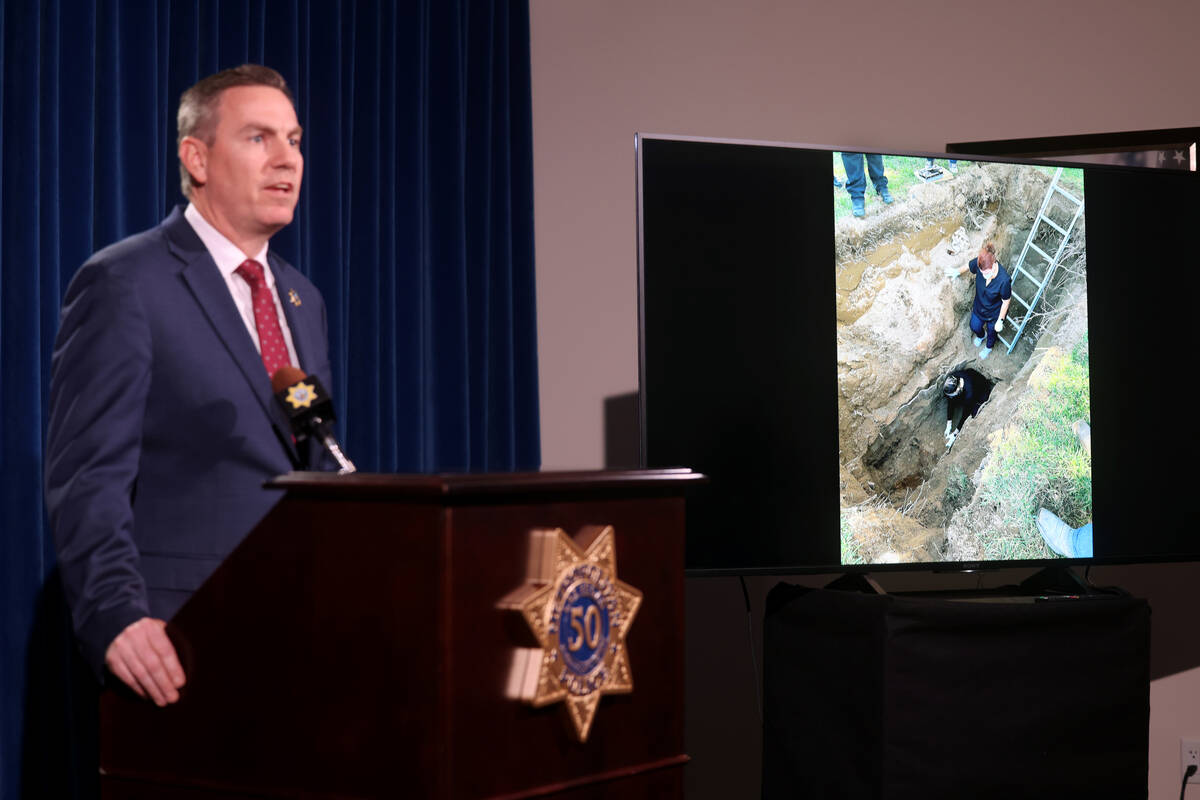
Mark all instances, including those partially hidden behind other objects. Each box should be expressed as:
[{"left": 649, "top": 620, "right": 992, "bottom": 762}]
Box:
[
  {"left": 1032, "top": 513, "right": 1080, "bottom": 556},
  {"left": 852, "top": 198, "right": 865, "bottom": 217}
]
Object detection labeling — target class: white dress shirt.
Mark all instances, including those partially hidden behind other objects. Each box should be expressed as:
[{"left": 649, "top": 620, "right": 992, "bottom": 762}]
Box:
[{"left": 184, "top": 203, "right": 300, "bottom": 368}]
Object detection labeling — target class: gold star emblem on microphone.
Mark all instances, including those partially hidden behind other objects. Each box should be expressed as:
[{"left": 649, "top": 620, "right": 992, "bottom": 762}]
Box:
[
  {"left": 497, "top": 525, "right": 642, "bottom": 742},
  {"left": 284, "top": 381, "right": 317, "bottom": 409}
]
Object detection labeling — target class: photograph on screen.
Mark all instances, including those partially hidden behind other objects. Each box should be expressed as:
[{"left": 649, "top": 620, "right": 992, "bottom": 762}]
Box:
[{"left": 834, "top": 153, "right": 1091, "bottom": 566}]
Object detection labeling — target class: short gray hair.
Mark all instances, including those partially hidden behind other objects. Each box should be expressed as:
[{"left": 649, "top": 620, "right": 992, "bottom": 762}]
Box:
[{"left": 176, "top": 64, "right": 295, "bottom": 197}]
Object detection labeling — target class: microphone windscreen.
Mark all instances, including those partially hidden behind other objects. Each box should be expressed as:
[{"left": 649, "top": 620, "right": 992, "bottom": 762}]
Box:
[{"left": 271, "top": 365, "right": 307, "bottom": 394}]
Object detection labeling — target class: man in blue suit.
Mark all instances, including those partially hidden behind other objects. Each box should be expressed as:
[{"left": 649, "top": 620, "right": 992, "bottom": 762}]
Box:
[{"left": 45, "top": 65, "right": 334, "bottom": 707}]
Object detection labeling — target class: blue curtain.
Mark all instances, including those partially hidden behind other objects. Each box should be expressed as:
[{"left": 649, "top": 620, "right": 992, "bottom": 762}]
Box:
[{"left": 0, "top": 1, "right": 539, "bottom": 794}]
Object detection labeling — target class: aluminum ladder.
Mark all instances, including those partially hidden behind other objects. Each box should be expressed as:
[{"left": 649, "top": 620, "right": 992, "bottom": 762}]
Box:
[{"left": 996, "top": 167, "right": 1084, "bottom": 354}]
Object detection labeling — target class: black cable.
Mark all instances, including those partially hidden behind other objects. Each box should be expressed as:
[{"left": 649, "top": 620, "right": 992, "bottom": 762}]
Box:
[
  {"left": 738, "top": 575, "right": 764, "bottom": 726},
  {"left": 1182, "top": 763, "right": 1196, "bottom": 800}
]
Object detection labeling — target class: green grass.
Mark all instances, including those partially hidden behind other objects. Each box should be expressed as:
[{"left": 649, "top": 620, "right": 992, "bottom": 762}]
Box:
[
  {"left": 840, "top": 515, "right": 864, "bottom": 565},
  {"left": 942, "top": 465, "right": 972, "bottom": 511},
  {"left": 976, "top": 335, "right": 1092, "bottom": 560}
]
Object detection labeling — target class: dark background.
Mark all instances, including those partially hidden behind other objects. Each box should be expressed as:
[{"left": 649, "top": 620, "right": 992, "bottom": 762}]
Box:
[{"left": 640, "top": 138, "right": 840, "bottom": 571}]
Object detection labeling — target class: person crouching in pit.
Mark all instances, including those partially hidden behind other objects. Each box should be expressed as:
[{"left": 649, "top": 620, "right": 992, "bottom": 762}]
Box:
[
  {"left": 944, "top": 241, "right": 1012, "bottom": 360},
  {"left": 942, "top": 368, "right": 993, "bottom": 450}
]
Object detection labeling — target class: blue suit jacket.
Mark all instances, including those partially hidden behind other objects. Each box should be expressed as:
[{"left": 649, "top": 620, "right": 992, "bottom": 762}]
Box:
[{"left": 45, "top": 207, "right": 335, "bottom": 678}]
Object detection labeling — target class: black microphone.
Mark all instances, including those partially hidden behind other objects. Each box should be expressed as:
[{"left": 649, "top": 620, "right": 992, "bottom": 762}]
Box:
[{"left": 271, "top": 367, "right": 357, "bottom": 474}]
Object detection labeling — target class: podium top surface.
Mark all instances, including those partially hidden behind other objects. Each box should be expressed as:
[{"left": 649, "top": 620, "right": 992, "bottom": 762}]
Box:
[{"left": 266, "top": 468, "right": 705, "bottom": 501}]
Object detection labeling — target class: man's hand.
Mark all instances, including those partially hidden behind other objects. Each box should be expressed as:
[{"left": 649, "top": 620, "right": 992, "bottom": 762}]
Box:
[
  {"left": 105, "top": 617, "right": 186, "bottom": 706},
  {"left": 994, "top": 317, "right": 1005, "bottom": 332}
]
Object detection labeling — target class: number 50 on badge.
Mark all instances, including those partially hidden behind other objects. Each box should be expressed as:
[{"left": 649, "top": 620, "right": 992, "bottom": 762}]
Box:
[{"left": 496, "top": 525, "right": 642, "bottom": 742}]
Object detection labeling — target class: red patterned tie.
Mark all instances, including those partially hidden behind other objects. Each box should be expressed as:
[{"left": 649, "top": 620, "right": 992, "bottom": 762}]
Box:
[{"left": 235, "top": 259, "right": 291, "bottom": 379}]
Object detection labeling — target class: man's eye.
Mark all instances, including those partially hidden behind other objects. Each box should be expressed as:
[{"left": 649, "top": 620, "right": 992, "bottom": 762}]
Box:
[
  {"left": 251, "top": 134, "right": 263, "bottom": 143},
  {"left": 289, "top": 138, "right": 300, "bottom": 147}
]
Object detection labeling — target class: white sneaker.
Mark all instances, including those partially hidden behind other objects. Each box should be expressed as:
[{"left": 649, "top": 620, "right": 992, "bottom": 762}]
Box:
[
  {"left": 972, "top": 335, "right": 983, "bottom": 347},
  {"left": 979, "top": 346, "right": 992, "bottom": 360}
]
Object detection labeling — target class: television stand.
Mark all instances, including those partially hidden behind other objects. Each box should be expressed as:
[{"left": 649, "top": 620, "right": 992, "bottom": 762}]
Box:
[
  {"left": 822, "top": 572, "right": 885, "bottom": 594},
  {"left": 822, "top": 566, "right": 1119, "bottom": 602},
  {"left": 762, "top": 581, "right": 1150, "bottom": 798},
  {"left": 1016, "top": 563, "right": 1105, "bottom": 595}
]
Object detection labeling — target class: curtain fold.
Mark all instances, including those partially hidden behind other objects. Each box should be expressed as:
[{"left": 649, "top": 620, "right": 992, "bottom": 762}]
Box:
[{"left": 0, "top": 1, "right": 539, "bottom": 794}]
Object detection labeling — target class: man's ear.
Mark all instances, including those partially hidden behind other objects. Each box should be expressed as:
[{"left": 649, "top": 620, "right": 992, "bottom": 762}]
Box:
[{"left": 179, "top": 137, "right": 208, "bottom": 188}]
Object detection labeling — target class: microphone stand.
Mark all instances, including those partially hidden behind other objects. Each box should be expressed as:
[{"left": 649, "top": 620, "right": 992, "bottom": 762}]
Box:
[{"left": 311, "top": 415, "right": 356, "bottom": 474}]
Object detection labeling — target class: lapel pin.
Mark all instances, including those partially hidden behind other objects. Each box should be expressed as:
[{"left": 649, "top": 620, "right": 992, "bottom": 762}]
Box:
[{"left": 288, "top": 289, "right": 302, "bottom": 307}]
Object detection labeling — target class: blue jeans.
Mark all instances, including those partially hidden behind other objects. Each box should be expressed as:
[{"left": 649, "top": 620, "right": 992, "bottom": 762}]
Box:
[
  {"left": 926, "top": 158, "right": 958, "bottom": 168},
  {"left": 840, "top": 153, "right": 888, "bottom": 201},
  {"left": 969, "top": 311, "right": 998, "bottom": 349}
]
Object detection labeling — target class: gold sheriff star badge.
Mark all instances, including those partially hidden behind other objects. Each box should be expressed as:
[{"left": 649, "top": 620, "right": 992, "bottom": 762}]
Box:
[
  {"left": 284, "top": 381, "right": 317, "bottom": 410},
  {"left": 496, "top": 525, "right": 642, "bottom": 742}
]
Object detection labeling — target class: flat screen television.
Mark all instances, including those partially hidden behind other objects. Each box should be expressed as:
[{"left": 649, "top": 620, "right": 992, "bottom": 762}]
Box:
[{"left": 636, "top": 134, "right": 1200, "bottom": 575}]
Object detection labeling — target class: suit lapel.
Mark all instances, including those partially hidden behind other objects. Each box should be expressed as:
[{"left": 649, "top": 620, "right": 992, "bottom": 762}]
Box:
[
  {"left": 163, "top": 210, "right": 301, "bottom": 467},
  {"left": 269, "top": 256, "right": 316, "bottom": 371}
]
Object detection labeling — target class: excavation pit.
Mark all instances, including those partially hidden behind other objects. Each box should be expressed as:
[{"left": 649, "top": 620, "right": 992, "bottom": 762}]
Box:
[
  {"left": 862, "top": 369, "right": 996, "bottom": 502},
  {"left": 836, "top": 160, "right": 1088, "bottom": 565}
]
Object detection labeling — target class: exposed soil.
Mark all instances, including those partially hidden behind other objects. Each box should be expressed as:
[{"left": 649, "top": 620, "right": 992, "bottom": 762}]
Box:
[{"left": 836, "top": 162, "right": 1088, "bottom": 564}]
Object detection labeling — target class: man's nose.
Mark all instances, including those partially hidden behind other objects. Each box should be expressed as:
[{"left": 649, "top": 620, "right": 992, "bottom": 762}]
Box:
[{"left": 270, "top": 136, "right": 300, "bottom": 168}]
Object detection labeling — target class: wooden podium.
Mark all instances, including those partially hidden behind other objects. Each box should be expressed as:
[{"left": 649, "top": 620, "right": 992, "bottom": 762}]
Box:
[{"left": 99, "top": 470, "right": 703, "bottom": 799}]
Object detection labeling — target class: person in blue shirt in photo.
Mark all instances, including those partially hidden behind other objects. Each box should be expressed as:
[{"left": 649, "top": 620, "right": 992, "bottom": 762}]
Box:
[{"left": 944, "top": 241, "right": 1011, "bottom": 360}]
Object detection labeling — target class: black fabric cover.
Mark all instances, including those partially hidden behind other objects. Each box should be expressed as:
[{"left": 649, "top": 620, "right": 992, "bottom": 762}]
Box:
[{"left": 762, "top": 584, "right": 1150, "bottom": 799}]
